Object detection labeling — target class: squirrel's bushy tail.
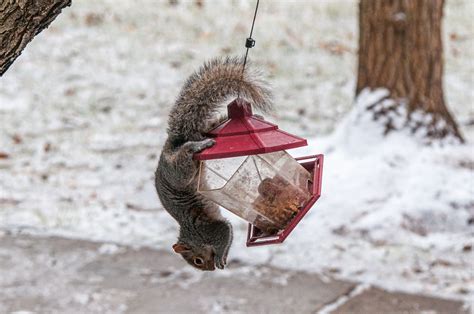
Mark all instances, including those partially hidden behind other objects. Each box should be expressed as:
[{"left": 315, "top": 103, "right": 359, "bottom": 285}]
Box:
[{"left": 167, "top": 57, "right": 273, "bottom": 142}]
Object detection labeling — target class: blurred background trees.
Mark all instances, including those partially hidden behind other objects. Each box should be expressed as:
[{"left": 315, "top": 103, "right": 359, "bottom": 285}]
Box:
[
  {"left": 357, "top": 0, "right": 463, "bottom": 141},
  {"left": 0, "top": 0, "right": 71, "bottom": 76}
]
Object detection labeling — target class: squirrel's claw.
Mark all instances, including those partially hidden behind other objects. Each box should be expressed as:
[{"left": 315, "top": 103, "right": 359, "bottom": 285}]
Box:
[
  {"left": 201, "top": 138, "right": 216, "bottom": 149},
  {"left": 191, "top": 138, "right": 215, "bottom": 153},
  {"left": 214, "top": 254, "right": 226, "bottom": 270}
]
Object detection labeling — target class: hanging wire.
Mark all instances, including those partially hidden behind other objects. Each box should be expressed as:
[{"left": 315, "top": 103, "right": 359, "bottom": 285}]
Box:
[
  {"left": 242, "top": 0, "right": 260, "bottom": 73},
  {"left": 238, "top": 0, "right": 260, "bottom": 99}
]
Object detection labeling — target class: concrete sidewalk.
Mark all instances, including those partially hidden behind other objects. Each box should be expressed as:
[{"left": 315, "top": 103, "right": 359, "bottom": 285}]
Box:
[{"left": 0, "top": 233, "right": 468, "bottom": 314}]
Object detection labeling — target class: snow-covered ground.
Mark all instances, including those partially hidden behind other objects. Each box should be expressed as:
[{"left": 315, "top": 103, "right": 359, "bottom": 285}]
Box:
[{"left": 1, "top": 0, "right": 473, "bottom": 303}]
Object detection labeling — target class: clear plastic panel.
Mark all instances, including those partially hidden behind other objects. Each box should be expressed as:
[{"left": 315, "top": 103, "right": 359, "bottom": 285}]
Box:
[
  {"left": 199, "top": 156, "right": 247, "bottom": 190},
  {"left": 198, "top": 151, "right": 312, "bottom": 234}
]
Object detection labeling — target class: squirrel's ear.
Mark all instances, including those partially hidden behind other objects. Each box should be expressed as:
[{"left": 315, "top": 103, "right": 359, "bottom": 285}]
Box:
[{"left": 172, "top": 243, "right": 191, "bottom": 254}]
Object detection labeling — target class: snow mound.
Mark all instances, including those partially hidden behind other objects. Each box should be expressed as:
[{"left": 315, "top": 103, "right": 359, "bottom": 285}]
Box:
[{"left": 231, "top": 89, "right": 473, "bottom": 300}]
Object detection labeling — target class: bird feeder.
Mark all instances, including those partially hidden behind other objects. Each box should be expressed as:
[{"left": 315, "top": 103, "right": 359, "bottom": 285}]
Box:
[{"left": 194, "top": 98, "right": 323, "bottom": 247}]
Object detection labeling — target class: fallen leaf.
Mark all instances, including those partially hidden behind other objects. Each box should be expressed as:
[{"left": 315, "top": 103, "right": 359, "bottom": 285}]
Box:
[{"left": 11, "top": 134, "right": 22, "bottom": 144}]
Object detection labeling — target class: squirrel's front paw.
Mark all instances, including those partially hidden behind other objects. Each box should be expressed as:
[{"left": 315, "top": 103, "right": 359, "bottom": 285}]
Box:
[
  {"left": 214, "top": 254, "right": 226, "bottom": 270},
  {"left": 184, "top": 139, "right": 215, "bottom": 154},
  {"left": 195, "top": 139, "right": 216, "bottom": 152}
]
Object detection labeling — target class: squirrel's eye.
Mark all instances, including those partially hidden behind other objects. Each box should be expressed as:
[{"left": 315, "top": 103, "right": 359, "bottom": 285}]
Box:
[{"left": 193, "top": 257, "right": 204, "bottom": 266}]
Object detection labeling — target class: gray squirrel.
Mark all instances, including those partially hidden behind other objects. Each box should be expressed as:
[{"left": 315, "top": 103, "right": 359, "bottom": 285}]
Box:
[{"left": 154, "top": 57, "right": 272, "bottom": 271}]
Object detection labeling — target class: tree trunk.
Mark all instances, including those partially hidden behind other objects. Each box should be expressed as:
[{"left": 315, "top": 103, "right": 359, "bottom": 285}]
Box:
[
  {"left": 357, "top": 0, "right": 463, "bottom": 142},
  {"left": 0, "top": 0, "right": 71, "bottom": 76}
]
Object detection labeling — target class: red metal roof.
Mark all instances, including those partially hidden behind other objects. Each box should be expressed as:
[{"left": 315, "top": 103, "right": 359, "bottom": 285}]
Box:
[{"left": 194, "top": 98, "right": 308, "bottom": 160}]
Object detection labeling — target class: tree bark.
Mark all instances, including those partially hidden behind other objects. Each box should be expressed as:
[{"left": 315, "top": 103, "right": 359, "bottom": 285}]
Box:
[
  {"left": 0, "top": 0, "right": 71, "bottom": 76},
  {"left": 357, "top": 0, "right": 463, "bottom": 142}
]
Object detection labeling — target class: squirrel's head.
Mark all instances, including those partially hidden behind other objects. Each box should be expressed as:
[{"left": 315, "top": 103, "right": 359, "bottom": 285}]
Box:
[
  {"left": 172, "top": 243, "right": 224, "bottom": 271},
  {"left": 173, "top": 220, "right": 232, "bottom": 271}
]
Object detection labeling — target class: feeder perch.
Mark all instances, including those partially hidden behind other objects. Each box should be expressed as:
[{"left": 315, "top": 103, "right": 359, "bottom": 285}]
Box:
[{"left": 194, "top": 98, "right": 323, "bottom": 247}]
